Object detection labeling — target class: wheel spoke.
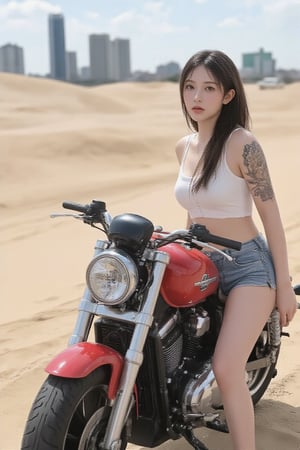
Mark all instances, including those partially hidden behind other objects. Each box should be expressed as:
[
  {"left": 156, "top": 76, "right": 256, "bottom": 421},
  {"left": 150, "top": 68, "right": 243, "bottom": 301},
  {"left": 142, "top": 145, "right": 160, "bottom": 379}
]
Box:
[
  {"left": 82, "top": 388, "right": 106, "bottom": 421},
  {"left": 66, "top": 386, "right": 107, "bottom": 448}
]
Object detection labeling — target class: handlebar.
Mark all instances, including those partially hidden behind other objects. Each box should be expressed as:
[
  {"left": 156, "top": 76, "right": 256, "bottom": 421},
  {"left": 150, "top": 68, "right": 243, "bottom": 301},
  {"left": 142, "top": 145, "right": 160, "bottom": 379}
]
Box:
[
  {"left": 190, "top": 224, "right": 242, "bottom": 251},
  {"left": 154, "top": 227, "right": 241, "bottom": 259},
  {"left": 61, "top": 200, "right": 111, "bottom": 232},
  {"left": 58, "top": 200, "right": 242, "bottom": 251}
]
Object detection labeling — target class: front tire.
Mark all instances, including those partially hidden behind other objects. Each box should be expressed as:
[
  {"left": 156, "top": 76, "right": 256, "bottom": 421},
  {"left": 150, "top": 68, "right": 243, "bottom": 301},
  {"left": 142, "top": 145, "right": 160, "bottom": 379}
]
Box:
[{"left": 21, "top": 367, "right": 128, "bottom": 450}]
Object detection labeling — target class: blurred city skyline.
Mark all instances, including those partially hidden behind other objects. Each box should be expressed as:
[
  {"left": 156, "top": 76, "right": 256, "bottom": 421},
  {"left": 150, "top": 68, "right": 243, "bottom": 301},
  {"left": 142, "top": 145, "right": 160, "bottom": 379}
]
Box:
[{"left": 0, "top": 0, "right": 299, "bottom": 77}]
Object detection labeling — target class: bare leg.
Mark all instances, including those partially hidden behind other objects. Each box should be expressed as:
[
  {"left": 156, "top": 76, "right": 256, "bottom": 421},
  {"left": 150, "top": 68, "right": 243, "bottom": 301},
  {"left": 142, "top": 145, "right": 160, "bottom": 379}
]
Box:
[{"left": 212, "top": 286, "right": 275, "bottom": 450}]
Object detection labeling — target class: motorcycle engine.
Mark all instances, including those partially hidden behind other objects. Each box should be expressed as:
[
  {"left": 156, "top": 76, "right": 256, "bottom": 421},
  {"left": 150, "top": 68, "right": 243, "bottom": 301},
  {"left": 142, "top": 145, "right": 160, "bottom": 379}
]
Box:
[
  {"left": 159, "top": 307, "right": 210, "bottom": 375},
  {"left": 161, "top": 306, "right": 222, "bottom": 418}
]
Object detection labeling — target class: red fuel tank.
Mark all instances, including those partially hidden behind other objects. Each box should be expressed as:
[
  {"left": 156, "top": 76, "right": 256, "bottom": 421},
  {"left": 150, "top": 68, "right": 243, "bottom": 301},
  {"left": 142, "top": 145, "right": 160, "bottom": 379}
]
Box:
[{"left": 160, "top": 243, "right": 219, "bottom": 308}]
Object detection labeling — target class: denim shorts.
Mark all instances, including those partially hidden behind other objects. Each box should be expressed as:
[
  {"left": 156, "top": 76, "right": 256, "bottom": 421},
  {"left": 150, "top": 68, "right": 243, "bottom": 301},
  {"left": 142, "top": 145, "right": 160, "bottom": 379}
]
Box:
[{"left": 203, "top": 234, "right": 276, "bottom": 297}]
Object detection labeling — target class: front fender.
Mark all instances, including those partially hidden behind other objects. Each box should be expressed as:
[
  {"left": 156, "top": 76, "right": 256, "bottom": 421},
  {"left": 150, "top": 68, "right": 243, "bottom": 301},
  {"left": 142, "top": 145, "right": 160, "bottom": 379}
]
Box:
[{"left": 45, "top": 342, "right": 124, "bottom": 400}]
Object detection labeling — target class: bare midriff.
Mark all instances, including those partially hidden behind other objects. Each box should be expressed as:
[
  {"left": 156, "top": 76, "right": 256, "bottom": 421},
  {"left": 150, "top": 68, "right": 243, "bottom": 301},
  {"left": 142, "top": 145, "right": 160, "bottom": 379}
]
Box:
[{"left": 191, "top": 216, "right": 260, "bottom": 249}]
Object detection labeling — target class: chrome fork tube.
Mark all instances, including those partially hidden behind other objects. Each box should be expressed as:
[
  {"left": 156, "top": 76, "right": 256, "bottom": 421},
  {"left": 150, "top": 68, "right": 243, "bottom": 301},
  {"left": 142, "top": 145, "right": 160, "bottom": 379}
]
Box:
[
  {"left": 68, "top": 240, "right": 107, "bottom": 346},
  {"left": 102, "top": 251, "right": 169, "bottom": 450},
  {"left": 68, "top": 288, "right": 94, "bottom": 345}
]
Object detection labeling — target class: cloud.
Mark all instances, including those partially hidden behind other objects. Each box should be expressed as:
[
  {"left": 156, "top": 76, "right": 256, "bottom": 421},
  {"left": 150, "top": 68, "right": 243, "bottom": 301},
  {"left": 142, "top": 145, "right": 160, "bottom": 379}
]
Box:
[
  {"left": 261, "top": 0, "right": 300, "bottom": 28},
  {"left": 263, "top": 0, "right": 300, "bottom": 12},
  {"left": 110, "top": 10, "right": 136, "bottom": 26},
  {"left": 0, "top": 0, "right": 61, "bottom": 31},
  {"left": 110, "top": 5, "right": 187, "bottom": 36},
  {"left": 144, "top": 1, "right": 165, "bottom": 13},
  {"left": 85, "top": 11, "right": 101, "bottom": 21},
  {"left": 67, "top": 17, "right": 98, "bottom": 36},
  {"left": 217, "top": 17, "right": 242, "bottom": 27},
  {"left": 237, "top": 0, "right": 300, "bottom": 13},
  {"left": 0, "top": 0, "right": 61, "bottom": 18}
]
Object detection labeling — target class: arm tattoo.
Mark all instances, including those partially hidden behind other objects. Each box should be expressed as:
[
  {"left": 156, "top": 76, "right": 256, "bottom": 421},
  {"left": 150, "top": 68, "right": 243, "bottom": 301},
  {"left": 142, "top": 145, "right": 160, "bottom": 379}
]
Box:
[{"left": 242, "top": 141, "right": 274, "bottom": 201}]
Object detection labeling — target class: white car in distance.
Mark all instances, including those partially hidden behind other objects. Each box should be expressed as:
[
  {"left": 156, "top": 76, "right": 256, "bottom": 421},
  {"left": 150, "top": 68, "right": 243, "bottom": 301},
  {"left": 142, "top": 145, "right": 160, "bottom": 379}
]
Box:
[{"left": 257, "top": 77, "right": 285, "bottom": 89}]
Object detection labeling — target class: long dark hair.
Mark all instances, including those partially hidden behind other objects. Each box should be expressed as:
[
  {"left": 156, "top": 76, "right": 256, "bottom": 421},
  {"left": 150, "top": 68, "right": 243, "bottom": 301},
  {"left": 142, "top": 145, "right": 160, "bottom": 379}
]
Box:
[{"left": 179, "top": 50, "right": 250, "bottom": 191}]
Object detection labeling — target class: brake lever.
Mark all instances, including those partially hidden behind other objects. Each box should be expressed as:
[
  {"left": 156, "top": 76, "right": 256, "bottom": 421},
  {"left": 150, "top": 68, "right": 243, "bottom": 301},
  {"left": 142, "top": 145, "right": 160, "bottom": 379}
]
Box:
[
  {"left": 50, "top": 213, "right": 85, "bottom": 220},
  {"left": 191, "top": 239, "right": 233, "bottom": 261}
]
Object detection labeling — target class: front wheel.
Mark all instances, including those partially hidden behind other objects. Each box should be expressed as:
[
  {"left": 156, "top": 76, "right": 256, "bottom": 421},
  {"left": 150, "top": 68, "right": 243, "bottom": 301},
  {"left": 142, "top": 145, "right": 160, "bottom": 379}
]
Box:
[{"left": 21, "top": 367, "right": 128, "bottom": 450}]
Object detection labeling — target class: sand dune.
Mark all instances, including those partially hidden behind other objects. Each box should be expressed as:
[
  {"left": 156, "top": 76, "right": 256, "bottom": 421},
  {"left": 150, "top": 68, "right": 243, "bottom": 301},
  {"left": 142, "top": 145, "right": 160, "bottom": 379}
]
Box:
[{"left": 0, "top": 73, "right": 299, "bottom": 450}]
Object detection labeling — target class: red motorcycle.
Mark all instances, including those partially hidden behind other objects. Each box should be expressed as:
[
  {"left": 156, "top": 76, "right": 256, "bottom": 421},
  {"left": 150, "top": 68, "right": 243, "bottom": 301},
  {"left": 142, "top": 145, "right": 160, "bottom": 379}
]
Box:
[{"left": 21, "top": 199, "right": 300, "bottom": 450}]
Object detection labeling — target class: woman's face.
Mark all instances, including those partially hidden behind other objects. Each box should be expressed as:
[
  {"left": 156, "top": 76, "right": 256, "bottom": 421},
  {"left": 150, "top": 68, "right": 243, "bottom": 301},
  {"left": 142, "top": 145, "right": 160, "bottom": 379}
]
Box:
[{"left": 182, "top": 65, "right": 233, "bottom": 125}]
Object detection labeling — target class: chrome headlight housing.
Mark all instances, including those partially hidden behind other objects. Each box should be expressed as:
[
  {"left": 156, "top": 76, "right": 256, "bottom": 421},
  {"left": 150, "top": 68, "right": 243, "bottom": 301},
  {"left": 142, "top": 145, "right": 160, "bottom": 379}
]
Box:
[{"left": 86, "top": 249, "right": 139, "bottom": 305}]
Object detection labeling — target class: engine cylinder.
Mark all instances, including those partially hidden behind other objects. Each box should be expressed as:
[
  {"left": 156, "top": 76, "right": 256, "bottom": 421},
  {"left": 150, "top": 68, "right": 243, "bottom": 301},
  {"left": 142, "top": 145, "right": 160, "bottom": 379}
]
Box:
[{"left": 158, "top": 313, "right": 183, "bottom": 375}]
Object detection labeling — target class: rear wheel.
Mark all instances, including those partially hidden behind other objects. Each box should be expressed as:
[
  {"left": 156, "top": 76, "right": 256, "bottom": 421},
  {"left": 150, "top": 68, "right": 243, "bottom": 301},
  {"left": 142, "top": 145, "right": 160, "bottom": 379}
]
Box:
[
  {"left": 247, "top": 327, "right": 280, "bottom": 405},
  {"left": 21, "top": 367, "right": 128, "bottom": 450}
]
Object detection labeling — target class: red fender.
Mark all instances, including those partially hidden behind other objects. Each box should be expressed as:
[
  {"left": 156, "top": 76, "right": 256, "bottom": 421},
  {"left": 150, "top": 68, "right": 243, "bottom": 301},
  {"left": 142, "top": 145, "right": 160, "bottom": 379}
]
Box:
[{"left": 45, "top": 342, "right": 124, "bottom": 400}]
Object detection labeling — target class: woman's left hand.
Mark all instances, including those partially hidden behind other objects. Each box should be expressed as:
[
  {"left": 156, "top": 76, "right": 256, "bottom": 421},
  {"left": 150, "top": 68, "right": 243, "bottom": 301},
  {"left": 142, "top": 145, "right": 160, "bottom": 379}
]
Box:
[{"left": 276, "top": 283, "right": 297, "bottom": 327}]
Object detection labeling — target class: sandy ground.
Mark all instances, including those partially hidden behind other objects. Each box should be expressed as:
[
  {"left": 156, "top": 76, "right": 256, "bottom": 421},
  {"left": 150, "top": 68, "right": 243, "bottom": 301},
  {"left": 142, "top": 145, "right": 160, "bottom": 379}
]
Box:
[{"left": 0, "top": 74, "right": 299, "bottom": 450}]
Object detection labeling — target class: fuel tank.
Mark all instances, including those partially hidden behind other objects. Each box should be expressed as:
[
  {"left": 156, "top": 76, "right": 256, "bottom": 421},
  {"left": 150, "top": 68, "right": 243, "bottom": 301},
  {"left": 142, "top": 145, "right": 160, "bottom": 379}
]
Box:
[{"left": 160, "top": 243, "right": 219, "bottom": 307}]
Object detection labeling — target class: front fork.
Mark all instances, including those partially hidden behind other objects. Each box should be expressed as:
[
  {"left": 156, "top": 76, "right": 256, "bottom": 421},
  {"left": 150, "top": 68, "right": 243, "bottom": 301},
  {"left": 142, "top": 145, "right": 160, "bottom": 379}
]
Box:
[{"left": 68, "top": 240, "right": 107, "bottom": 346}]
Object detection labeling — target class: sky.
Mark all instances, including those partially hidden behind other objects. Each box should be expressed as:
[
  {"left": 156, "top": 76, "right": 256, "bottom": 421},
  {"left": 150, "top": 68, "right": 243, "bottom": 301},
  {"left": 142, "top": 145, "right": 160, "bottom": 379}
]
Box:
[{"left": 0, "top": 0, "right": 299, "bottom": 76}]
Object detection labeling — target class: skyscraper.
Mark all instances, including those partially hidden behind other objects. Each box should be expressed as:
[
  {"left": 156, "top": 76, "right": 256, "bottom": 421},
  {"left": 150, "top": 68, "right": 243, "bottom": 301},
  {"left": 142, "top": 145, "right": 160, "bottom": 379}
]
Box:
[
  {"left": 48, "top": 14, "right": 66, "bottom": 80},
  {"left": 156, "top": 61, "right": 180, "bottom": 80},
  {"left": 0, "top": 43, "right": 25, "bottom": 74},
  {"left": 66, "top": 51, "right": 78, "bottom": 82},
  {"left": 111, "top": 38, "right": 131, "bottom": 82},
  {"left": 241, "top": 48, "right": 275, "bottom": 80},
  {"left": 89, "top": 34, "right": 111, "bottom": 83}
]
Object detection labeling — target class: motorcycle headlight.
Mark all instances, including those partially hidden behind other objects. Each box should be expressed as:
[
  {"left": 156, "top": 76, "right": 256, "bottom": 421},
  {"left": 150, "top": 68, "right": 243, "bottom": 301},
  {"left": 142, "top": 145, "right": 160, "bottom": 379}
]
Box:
[{"left": 86, "top": 249, "right": 138, "bottom": 305}]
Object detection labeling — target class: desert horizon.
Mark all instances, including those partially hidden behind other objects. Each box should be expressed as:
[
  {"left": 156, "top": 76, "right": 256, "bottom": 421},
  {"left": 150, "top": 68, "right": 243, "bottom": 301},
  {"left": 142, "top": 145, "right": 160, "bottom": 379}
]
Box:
[{"left": 1, "top": 73, "right": 299, "bottom": 450}]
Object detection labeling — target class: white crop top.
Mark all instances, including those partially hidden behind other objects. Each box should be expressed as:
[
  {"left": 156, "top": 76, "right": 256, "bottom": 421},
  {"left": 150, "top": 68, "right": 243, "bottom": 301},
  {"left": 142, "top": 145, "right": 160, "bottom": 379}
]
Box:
[{"left": 174, "top": 130, "right": 252, "bottom": 219}]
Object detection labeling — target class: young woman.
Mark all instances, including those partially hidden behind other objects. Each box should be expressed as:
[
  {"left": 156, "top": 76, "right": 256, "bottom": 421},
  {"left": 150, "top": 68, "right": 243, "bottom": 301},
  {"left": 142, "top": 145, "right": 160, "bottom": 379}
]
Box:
[{"left": 174, "top": 50, "right": 297, "bottom": 450}]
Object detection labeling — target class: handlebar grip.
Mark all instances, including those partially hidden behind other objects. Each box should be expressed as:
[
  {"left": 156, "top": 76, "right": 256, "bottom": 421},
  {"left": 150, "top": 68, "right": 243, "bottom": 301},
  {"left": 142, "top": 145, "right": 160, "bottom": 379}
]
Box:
[
  {"left": 62, "top": 201, "right": 89, "bottom": 214},
  {"left": 207, "top": 234, "right": 242, "bottom": 251},
  {"left": 190, "top": 224, "right": 241, "bottom": 250}
]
